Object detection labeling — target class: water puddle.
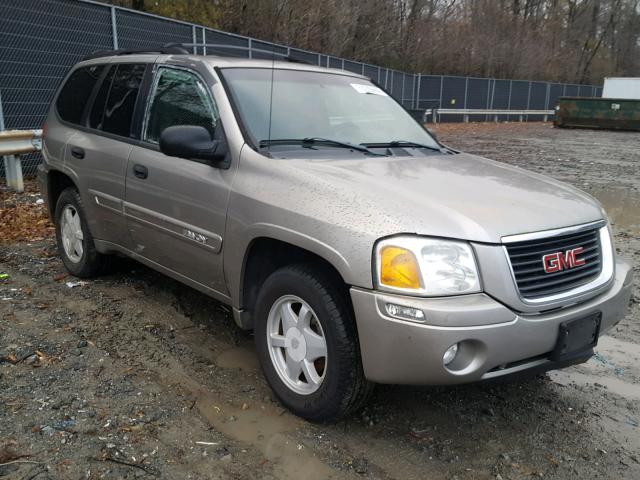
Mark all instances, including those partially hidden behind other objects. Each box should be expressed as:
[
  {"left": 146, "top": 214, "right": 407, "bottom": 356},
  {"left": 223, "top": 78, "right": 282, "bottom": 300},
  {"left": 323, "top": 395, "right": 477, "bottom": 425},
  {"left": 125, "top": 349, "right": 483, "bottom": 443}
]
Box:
[
  {"left": 194, "top": 393, "right": 336, "bottom": 480},
  {"left": 597, "top": 336, "right": 640, "bottom": 366},
  {"left": 549, "top": 370, "right": 640, "bottom": 401},
  {"left": 158, "top": 361, "right": 339, "bottom": 479},
  {"left": 549, "top": 335, "right": 640, "bottom": 401},
  {"left": 216, "top": 345, "right": 260, "bottom": 371},
  {"left": 589, "top": 187, "right": 640, "bottom": 234}
]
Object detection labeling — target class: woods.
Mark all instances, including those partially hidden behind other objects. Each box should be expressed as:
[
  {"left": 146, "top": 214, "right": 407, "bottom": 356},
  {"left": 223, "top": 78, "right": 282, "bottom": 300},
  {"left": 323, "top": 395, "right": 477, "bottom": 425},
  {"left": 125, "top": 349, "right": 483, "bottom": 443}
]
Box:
[{"left": 107, "top": 0, "right": 640, "bottom": 84}]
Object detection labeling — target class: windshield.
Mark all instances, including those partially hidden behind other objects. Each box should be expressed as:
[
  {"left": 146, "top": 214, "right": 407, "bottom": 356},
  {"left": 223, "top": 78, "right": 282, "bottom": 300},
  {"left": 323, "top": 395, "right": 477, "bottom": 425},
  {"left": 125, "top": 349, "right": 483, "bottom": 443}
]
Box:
[{"left": 221, "top": 68, "right": 439, "bottom": 150}]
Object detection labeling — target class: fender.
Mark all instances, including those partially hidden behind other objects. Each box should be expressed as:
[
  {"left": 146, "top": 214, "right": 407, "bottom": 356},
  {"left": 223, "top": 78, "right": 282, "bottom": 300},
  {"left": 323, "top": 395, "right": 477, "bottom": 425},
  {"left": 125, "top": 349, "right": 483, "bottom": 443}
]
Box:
[{"left": 224, "top": 222, "right": 354, "bottom": 311}]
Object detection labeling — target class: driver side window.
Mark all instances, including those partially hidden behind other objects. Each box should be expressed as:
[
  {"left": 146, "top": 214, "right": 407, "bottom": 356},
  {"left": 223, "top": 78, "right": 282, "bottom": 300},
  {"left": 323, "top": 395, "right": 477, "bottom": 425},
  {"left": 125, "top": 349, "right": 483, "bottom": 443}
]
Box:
[{"left": 144, "top": 67, "right": 218, "bottom": 144}]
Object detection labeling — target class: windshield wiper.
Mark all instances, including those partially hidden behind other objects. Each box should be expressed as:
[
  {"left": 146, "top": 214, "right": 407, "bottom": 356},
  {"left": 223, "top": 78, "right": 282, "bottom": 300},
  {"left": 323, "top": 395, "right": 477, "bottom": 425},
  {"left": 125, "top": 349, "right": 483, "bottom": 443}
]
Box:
[
  {"left": 259, "top": 138, "right": 386, "bottom": 156},
  {"left": 362, "top": 140, "right": 443, "bottom": 152}
]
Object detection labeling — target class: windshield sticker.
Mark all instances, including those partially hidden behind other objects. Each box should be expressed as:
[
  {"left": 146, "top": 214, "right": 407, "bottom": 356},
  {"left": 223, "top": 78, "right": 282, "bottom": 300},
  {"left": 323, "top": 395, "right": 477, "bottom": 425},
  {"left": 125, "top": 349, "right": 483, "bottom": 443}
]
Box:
[{"left": 350, "top": 83, "right": 388, "bottom": 96}]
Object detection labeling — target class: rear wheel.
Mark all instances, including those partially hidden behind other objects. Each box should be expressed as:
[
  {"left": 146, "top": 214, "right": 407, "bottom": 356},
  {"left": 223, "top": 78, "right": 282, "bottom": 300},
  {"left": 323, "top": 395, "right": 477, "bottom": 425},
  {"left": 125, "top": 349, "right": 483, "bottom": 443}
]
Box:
[
  {"left": 54, "top": 188, "right": 107, "bottom": 278},
  {"left": 254, "top": 264, "right": 373, "bottom": 421}
]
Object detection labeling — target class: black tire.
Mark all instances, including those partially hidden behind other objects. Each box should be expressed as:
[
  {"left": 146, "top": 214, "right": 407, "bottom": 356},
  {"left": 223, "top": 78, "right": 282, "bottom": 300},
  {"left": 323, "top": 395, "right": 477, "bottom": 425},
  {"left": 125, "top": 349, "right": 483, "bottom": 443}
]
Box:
[
  {"left": 54, "top": 187, "right": 107, "bottom": 278},
  {"left": 254, "top": 264, "right": 373, "bottom": 422}
]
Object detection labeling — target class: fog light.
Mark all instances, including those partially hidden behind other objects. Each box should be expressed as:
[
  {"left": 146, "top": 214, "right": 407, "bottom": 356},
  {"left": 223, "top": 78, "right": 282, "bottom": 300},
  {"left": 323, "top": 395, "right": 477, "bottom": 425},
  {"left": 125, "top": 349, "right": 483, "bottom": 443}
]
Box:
[
  {"left": 384, "top": 303, "right": 425, "bottom": 322},
  {"left": 443, "top": 343, "right": 459, "bottom": 366}
]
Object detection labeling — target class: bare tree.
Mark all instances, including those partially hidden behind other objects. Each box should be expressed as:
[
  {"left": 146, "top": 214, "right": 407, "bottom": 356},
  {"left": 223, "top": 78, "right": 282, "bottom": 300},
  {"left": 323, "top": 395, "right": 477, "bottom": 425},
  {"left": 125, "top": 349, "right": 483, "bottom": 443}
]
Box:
[{"left": 106, "top": 0, "right": 640, "bottom": 83}]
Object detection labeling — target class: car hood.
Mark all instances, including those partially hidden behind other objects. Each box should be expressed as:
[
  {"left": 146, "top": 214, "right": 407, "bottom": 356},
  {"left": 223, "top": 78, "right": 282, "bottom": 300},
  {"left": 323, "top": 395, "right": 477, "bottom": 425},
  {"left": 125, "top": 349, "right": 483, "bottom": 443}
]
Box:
[{"left": 282, "top": 151, "right": 604, "bottom": 244}]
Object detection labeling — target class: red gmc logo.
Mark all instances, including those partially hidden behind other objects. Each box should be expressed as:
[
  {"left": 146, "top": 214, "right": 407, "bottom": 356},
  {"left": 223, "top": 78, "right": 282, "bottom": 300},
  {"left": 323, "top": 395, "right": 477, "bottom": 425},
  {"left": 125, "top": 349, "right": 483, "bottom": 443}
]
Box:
[{"left": 542, "top": 247, "right": 586, "bottom": 273}]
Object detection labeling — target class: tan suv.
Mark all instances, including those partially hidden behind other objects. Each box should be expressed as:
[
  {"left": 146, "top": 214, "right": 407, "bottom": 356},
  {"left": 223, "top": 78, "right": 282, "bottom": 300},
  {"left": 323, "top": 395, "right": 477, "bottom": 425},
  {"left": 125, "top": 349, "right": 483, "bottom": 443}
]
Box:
[{"left": 39, "top": 47, "right": 633, "bottom": 421}]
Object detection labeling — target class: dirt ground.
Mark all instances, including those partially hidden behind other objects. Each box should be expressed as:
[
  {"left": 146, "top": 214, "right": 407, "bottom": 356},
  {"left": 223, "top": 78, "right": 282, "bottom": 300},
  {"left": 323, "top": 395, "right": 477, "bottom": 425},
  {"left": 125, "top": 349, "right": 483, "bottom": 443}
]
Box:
[{"left": 1, "top": 122, "right": 638, "bottom": 480}]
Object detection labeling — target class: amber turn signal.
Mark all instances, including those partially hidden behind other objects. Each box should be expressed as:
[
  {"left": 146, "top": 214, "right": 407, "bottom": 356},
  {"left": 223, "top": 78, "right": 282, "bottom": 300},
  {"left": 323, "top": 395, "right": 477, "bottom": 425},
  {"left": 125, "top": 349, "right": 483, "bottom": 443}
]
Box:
[{"left": 379, "top": 246, "right": 421, "bottom": 289}]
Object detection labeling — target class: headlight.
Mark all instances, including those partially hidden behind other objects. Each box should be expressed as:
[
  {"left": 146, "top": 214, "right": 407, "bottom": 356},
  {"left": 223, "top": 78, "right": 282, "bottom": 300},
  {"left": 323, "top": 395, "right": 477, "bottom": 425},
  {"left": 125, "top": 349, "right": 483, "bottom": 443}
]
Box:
[{"left": 375, "top": 236, "right": 481, "bottom": 296}]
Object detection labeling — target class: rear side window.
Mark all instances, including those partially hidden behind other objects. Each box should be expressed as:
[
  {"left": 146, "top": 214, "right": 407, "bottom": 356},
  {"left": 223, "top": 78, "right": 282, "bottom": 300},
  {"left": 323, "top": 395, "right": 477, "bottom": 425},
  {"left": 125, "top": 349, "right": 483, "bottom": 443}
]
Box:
[
  {"left": 89, "top": 66, "right": 115, "bottom": 130},
  {"left": 99, "top": 64, "right": 146, "bottom": 137},
  {"left": 144, "top": 67, "right": 218, "bottom": 143},
  {"left": 56, "top": 65, "right": 105, "bottom": 124}
]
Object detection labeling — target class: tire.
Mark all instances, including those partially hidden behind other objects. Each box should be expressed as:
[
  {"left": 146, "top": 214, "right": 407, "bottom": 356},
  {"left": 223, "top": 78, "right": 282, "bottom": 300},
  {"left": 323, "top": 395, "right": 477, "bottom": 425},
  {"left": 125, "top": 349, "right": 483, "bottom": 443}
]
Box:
[
  {"left": 54, "top": 187, "right": 107, "bottom": 278},
  {"left": 254, "top": 264, "right": 373, "bottom": 422}
]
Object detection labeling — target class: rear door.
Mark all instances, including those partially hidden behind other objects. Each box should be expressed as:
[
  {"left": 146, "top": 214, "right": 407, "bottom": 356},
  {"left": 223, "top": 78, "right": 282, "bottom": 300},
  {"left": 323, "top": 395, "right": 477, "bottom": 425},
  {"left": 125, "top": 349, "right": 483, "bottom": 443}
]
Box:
[
  {"left": 63, "top": 62, "right": 148, "bottom": 249},
  {"left": 124, "top": 65, "right": 233, "bottom": 296}
]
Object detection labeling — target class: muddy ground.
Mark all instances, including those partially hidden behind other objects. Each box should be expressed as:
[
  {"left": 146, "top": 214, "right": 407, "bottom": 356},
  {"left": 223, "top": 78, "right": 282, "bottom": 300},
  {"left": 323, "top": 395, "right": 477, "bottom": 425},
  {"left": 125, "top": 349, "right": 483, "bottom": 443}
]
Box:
[{"left": 1, "top": 122, "right": 638, "bottom": 479}]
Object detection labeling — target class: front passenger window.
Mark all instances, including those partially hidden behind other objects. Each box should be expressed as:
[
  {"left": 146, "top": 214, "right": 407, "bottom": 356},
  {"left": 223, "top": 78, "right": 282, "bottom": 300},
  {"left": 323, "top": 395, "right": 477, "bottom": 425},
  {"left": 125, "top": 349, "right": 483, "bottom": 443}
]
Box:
[{"left": 144, "top": 68, "right": 218, "bottom": 144}]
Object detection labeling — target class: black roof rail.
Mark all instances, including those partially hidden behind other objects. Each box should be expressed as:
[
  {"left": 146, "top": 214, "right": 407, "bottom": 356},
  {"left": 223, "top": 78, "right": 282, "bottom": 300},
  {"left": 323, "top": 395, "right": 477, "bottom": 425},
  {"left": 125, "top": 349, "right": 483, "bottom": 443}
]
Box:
[
  {"left": 163, "top": 43, "right": 313, "bottom": 65},
  {"left": 82, "top": 45, "right": 190, "bottom": 61}
]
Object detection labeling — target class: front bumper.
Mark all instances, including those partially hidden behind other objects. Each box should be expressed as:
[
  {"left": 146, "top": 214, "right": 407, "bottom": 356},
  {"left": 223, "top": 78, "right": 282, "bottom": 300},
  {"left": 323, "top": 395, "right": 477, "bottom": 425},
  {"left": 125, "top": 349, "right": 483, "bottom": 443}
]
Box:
[{"left": 351, "top": 258, "right": 633, "bottom": 385}]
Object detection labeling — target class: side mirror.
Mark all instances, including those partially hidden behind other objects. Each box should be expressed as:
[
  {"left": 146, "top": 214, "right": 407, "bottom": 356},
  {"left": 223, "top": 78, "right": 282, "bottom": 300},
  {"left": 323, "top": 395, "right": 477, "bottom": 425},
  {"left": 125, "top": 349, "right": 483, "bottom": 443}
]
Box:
[{"left": 159, "top": 125, "right": 227, "bottom": 163}]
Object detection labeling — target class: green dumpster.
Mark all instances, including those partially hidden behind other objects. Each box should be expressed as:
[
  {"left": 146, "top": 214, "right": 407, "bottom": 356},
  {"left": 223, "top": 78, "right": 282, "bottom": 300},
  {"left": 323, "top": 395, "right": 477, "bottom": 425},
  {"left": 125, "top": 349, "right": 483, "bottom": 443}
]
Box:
[{"left": 554, "top": 97, "right": 640, "bottom": 131}]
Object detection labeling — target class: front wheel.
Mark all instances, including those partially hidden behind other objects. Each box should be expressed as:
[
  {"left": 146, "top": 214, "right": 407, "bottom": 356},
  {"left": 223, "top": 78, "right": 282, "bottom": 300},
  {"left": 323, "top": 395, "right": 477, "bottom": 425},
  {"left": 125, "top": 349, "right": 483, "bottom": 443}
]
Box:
[{"left": 254, "top": 264, "right": 373, "bottom": 422}]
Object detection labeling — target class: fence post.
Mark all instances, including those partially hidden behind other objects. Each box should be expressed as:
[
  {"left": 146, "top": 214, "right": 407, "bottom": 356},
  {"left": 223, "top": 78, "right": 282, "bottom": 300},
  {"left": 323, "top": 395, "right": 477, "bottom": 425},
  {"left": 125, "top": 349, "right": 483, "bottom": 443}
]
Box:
[
  {"left": 544, "top": 82, "right": 551, "bottom": 111},
  {"left": 526, "top": 81, "right": 531, "bottom": 121},
  {"left": 401, "top": 73, "right": 406, "bottom": 106},
  {"left": 248, "top": 38, "right": 252, "bottom": 58},
  {"left": 202, "top": 28, "right": 206, "bottom": 55},
  {"left": 507, "top": 80, "right": 513, "bottom": 114},
  {"left": 439, "top": 75, "right": 444, "bottom": 108},
  {"left": 0, "top": 91, "right": 24, "bottom": 192},
  {"left": 415, "top": 74, "right": 421, "bottom": 110},
  {"left": 490, "top": 79, "right": 496, "bottom": 121},
  {"left": 485, "top": 79, "right": 491, "bottom": 122},
  {"left": 464, "top": 77, "right": 468, "bottom": 109},
  {"left": 110, "top": 6, "right": 118, "bottom": 50},
  {"left": 191, "top": 25, "right": 196, "bottom": 54}
]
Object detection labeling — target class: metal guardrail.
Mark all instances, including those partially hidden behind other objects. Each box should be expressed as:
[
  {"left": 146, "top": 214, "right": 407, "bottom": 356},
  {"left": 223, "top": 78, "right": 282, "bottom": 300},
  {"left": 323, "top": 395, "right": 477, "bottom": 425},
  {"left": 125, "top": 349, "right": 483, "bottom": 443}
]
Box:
[
  {"left": 0, "top": 129, "right": 43, "bottom": 156},
  {"left": 426, "top": 108, "right": 555, "bottom": 123},
  {"left": 0, "top": 129, "right": 42, "bottom": 192}
]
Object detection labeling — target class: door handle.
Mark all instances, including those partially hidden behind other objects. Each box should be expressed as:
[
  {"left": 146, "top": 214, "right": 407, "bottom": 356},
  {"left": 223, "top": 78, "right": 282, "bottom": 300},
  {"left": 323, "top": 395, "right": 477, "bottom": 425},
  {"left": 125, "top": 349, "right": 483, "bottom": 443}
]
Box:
[
  {"left": 133, "top": 164, "right": 148, "bottom": 179},
  {"left": 70, "top": 146, "right": 85, "bottom": 159}
]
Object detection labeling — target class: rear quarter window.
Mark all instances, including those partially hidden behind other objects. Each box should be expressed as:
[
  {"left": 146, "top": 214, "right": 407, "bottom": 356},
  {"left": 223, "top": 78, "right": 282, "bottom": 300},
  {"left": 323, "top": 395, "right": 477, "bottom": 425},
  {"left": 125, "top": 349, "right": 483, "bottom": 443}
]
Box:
[{"left": 56, "top": 64, "right": 105, "bottom": 124}]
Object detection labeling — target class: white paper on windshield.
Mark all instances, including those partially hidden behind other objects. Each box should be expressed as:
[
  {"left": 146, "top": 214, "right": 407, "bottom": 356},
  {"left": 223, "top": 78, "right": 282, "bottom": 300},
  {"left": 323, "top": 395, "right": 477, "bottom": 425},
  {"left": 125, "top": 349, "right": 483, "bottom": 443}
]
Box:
[{"left": 350, "top": 83, "right": 388, "bottom": 96}]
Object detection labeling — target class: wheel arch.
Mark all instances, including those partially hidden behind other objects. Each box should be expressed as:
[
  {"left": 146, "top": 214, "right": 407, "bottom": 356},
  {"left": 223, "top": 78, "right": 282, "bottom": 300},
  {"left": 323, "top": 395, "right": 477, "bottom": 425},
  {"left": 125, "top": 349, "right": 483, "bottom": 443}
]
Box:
[
  {"left": 235, "top": 233, "right": 354, "bottom": 330},
  {"left": 46, "top": 169, "right": 79, "bottom": 222}
]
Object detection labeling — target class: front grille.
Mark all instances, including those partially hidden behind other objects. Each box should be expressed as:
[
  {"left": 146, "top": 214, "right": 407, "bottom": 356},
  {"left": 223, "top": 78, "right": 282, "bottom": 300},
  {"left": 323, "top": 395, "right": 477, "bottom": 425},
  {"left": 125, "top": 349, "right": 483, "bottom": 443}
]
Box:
[{"left": 505, "top": 228, "right": 602, "bottom": 299}]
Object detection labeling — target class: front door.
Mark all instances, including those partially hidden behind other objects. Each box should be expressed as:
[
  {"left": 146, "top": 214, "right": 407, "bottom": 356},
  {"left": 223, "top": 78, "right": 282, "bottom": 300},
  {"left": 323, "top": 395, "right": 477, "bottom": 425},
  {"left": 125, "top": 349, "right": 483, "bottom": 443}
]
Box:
[{"left": 124, "top": 66, "right": 232, "bottom": 296}]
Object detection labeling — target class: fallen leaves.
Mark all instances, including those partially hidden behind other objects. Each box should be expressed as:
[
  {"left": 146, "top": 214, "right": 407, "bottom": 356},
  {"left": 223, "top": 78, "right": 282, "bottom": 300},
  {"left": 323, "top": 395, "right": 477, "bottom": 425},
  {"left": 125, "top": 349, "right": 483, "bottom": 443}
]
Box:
[
  {"left": 0, "top": 349, "right": 53, "bottom": 367},
  {"left": 0, "top": 442, "right": 30, "bottom": 464},
  {"left": 0, "top": 181, "right": 54, "bottom": 244},
  {"left": 0, "top": 353, "right": 19, "bottom": 364}
]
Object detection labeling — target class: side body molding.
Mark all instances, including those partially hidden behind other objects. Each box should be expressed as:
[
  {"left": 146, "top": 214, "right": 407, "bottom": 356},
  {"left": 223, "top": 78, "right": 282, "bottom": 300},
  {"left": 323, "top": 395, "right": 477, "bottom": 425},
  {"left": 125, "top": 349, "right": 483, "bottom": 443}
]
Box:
[{"left": 123, "top": 200, "right": 223, "bottom": 253}]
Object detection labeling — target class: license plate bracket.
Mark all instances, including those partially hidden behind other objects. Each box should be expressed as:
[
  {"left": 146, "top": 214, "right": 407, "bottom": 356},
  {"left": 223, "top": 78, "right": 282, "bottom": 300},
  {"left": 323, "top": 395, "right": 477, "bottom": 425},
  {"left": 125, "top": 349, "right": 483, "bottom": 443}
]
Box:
[{"left": 550, "top": 312, "right": 601, "bottom": 361}]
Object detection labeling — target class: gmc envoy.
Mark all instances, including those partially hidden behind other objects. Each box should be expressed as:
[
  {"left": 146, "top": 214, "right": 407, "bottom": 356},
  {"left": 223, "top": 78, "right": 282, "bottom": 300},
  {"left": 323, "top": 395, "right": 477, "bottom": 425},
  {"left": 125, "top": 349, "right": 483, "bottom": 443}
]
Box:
[{"left": 39, "top": 47, "right": 633, "bottom": 421}]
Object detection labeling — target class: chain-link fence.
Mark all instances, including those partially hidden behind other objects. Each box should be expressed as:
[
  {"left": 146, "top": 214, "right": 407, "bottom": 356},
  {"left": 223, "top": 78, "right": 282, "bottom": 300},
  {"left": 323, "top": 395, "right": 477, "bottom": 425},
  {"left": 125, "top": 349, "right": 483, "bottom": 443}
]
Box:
[{"left": 0, "top": 0, "right": 602, "bottom": 177}]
